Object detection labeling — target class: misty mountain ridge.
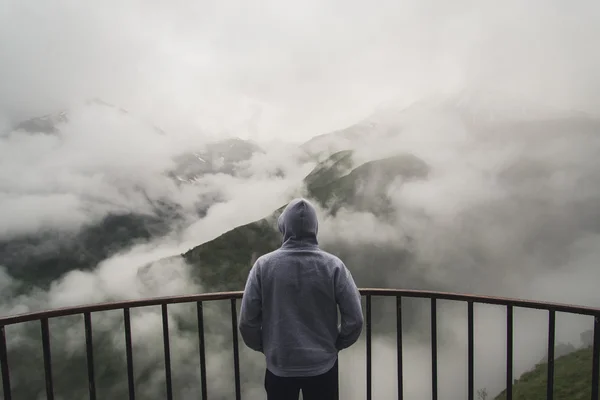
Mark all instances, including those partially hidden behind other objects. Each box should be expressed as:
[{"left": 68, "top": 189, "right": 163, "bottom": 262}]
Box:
[
  {"left": 178, "top": 93, "right": 600, "bottom": 299},
  {"left": 10, "top": 98, "right": 162, "bottom": 136},
  {"left": 9, "top": 98, "right": 265, "bottom": 180},
  {"left": 169, "top": 137, "right": 265, "bottom": 183},
  {"left": 302, "top": 89, "right": 600, "bottom": 159},
  {"left": 3, "top": 96, "right": 430, "bottom": 291},
  {"left": 177, "top": 149, "right": 429, "bottom": 292},
  {"left": 385, "top": 88, "right": 593, "bottom": 122}
]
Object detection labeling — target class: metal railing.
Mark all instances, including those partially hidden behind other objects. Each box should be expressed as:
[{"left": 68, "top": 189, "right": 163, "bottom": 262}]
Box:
[{"left": 1, "top": 289, "right": 599, "bottom": 400}]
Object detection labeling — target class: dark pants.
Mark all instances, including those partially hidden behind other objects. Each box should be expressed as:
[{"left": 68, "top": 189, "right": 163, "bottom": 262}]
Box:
[{"left": 264, "top": 361, "right": 339, "bottom": 400}]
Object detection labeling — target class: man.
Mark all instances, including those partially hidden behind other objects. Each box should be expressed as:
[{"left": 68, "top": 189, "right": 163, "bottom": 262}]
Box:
[{"left": 239, "top": 198, "right": 364, "bottom": 400}]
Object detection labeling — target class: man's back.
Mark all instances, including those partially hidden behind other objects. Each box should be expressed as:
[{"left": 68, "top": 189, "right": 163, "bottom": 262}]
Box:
[
  {"left": 257, "top": 245, "right": 360, "bottom": 376},
  {"left": 239, "top": 198, "right": 364, "bottom": 381}
]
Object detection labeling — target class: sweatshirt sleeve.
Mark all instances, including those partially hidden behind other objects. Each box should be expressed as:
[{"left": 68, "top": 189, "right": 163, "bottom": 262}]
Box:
[
  {"left": 238, "top": 262, "right": 263, "bottom": 352},
  {"left": 335, "top": 263, "right": 364, "bottom": 351}
]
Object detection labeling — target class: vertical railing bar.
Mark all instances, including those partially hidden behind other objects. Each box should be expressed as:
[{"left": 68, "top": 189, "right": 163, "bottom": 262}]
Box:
[
  {"left": 0, "top": 325, "right": 12, "bottom": 400},
  {"left": 162, "top": 304, "right": 173, "bottom": 400},
  {"left": 230, "top": 298, "right": 241, "bottom": 400},
  {"left": 124, "top": 308, "right": 135, "bottom": 400},
  {"left": 84, "top": 312, "right": 96, "bottom": 400},
  {"left": 366, "top": 295, "right": 372, "bottom": 400},
  {"left": 335, "top": 359, "right": 340, "bottom": 400},
  {"left": 506, "top": 305, "right": 513, "bottom": 400},
  {"left": 397, "top": 296, "right": 403, "bottom": 400},
  {"left": 196, "top": 302, "right": 208, "bottom": 399},
  {"left": 591, "top": 315, "right": 599, "bottom": 400},
  {"left": 41, "top": 318, "right": 54, "bottom": 400},
  {"left": 431, "top": 298, "right": 437, "bottom": 400},
  {"left": 468, "top": 301, "right": 474, "bottom": 400},
  {"left": 547, "top": 310, "right": 556, "bottom": 400}
]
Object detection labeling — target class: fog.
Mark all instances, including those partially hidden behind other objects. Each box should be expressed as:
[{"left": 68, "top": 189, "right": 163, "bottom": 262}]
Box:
[
  {"left": 2, "top": 0, "right": 600, "bottom": 399},
  {"left": 2, "top": 1, "right": 600, "bottom": 141}
]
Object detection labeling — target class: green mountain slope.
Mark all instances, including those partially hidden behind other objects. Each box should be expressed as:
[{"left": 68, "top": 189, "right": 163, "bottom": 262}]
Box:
[
  {"left": 304, "top": 149, "right": 354, "bottom": 192},
  {"left": 182, "top": 213, "right": 283, "bottom": 291},
  {"left": 182, "top": 150, "right": 429, "bottom": 291},
  {"left": 0, "top": 211, "right": 179, "bottom": 289},
  {"left": 494, "top": 347, "right": 598, "bottom": 400},
  {"left": 309, "top": 152, "right": 429, "bottom": 213}
]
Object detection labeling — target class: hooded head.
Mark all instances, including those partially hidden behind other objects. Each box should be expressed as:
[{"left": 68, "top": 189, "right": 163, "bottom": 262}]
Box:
[{"left": 278, "top": 198, "right": 319, "bottom": 247}]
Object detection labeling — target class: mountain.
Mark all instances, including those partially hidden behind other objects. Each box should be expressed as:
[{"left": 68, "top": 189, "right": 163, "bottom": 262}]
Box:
[
  {"left": 9, "top": 99, "right": 264, "bottom": 182},
  {"left": 303, "top": 149, "right": 354, "bottom": 190},
  {"left": 179, "top": 149, "right": 429, "bottom": 292},
  {"left": 174, "top": 92, "right": 600, "bottom": 326},
  {"left": 307, "top": 152, "right": 429, "bottom": 214},
  {"left": 301, "top": 120, "right": 382, "bottom": 159},
  {"left": 301, "top": 89, "right": 600, "bottom": 162},
  {"left": 10, "top": 98, "right": 165, "bottom": 136},
  {"left": 0, "top": 202, "right": 185, "bottom": 289},
  {"left": 7, "top": 91, "right": 600, "bottom": 294},
  {"left": 3, "top": 91, "right": 600, "bottom": 399},
  {"left": 12, "top": 110, "right": 69, "bottom": 134},
  {"left": 169, "top": 137, "right": 265, "bottom": 183}
]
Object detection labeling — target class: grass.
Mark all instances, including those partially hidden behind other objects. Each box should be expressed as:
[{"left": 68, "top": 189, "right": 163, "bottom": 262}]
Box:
[{"left": 494, "top": 346, "right": 599, "bottom": 400}]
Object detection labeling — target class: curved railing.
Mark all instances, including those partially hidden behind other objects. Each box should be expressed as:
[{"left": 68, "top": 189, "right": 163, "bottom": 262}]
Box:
[{"left": 1, "top": 289, "right": 599, "bottom": 400}]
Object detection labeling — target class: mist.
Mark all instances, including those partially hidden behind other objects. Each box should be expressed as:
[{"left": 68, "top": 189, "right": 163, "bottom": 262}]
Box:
[
  {"left": 2, "top": 0, "right": 600, "bottom": 399},
  {"left": 2, "top": 1, "right": 600, "bottom": 141}
]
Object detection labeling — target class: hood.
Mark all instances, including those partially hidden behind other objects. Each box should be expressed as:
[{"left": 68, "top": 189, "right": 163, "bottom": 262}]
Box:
[{"left": 278, "top": 198, "right": 319, "bottom": 247}]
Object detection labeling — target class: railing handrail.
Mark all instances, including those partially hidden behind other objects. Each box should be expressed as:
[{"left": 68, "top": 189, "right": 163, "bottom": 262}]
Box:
[
  {"left": 2, "top": 287, "right": 599, "bottom": 400},
  {"left": 1, "top": 288, "right": 599, "bottom": 326}
]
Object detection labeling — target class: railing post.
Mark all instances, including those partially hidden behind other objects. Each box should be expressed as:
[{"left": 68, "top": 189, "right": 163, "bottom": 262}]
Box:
[
  {"left": 397, "top": 296, "right": 403, "bottom": 400},
  {"left": 124, "top": 308, "right": 135, "bottom": 400},
  {"left": 0, "top": 325, "right": 11, "bottom": 400},
  {"left": 231, "top": 298, "right": 241, "bottom": 400},
  {"left": 366, "top": 295, "right": 372, "bottom": 400},
  {"left": 547, "top": 310, "right": 556, "bottom": 400},
  {"left": 84, "top": 313, "right": 96, "bottom": 400},
  {"left": 506, "top": 305, "right": 513, "bottom": 400},
  {"left": 468, "top": 302, "right": 474, "bottom": 400},
  {"left": 196, "top": 302, "right": 208, "bottom": 399},
  {"left": 41, "top": 318, "right": 54, "bottom": 400},
  {"left": 431, "top": 298, "right": 437, "bottom": 400},
  {"left": 335, "top": 360, "right": 340, "bottom": 400},
  {"left": 592, "top": 315, "right": 599, "bottom": 400},
  {"left": 161, "top": 304, "right": 173, "bottom": 400}
]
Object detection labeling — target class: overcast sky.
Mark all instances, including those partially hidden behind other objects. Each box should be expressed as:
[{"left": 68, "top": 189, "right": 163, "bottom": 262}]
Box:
[{"left": 2, "top": 0, "right": 600, "bottom": 142}]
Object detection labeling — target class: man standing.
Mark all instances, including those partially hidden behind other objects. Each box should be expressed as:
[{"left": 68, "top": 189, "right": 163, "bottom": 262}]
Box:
[{"left": 239, "top": 198, "right": 364, "bottom": 400}]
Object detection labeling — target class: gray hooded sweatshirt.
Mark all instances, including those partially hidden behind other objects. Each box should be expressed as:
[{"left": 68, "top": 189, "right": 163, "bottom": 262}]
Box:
[{"left": 238, "top": 198, "right": 364, "bottom": 377}]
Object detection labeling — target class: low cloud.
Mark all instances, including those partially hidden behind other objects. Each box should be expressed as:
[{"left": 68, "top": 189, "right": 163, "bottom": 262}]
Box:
[{"left": 0, "top": 101, "right": 314, "bottom": 245}]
